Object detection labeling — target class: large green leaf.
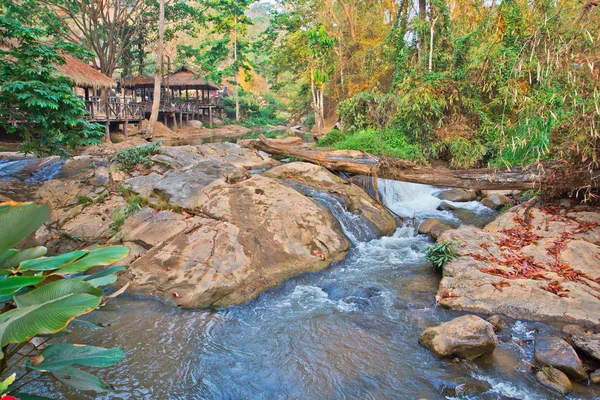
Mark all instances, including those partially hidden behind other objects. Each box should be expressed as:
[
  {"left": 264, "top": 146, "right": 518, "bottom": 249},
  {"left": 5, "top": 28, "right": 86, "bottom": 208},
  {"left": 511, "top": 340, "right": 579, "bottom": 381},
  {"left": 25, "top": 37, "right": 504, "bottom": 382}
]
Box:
[
  {"left": 54, "top": 246, "right": 129, "bottom": 275},
  {"left": 3, "top": 246, "right": 48, "bottom": 268},
  {"left": 0, "top": 202, "right": 51, "bottom": 255},
  {"left": 0, "top": 249, "right": 19, "bottom": 265},
  {"left": 86, "top": 275, "right": 118, "bottom": 288},
  {"left": 29, "top": 343, "right": 125, "bottom": 371},
  {"left": 14, "top": 279, "right": 103, "bottom": 308},
  {"left": 19, "top": 250, "right": 88, "bottom": 272},
  {"left": 0, "top": 276, "right": 44, "bottom": 297},
  {"left": 51, "top": 366, "right": 113, "bottom": 392},
  {"left": 0, "top": 293, "right": 102, "bottom": 355},
  {"left": 77, "top": 265, "right": 127, "bottom": 281}
]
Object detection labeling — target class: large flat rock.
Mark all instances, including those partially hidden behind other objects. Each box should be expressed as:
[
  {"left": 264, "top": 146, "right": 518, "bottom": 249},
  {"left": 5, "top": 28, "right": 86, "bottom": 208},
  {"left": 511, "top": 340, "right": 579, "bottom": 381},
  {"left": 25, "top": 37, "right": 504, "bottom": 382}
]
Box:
[
  {"left": 436, "top": 205, "right": 600, "bottom": 325},
  {"left": 119, "top": 174, "right": 351, "bottom": 308}
]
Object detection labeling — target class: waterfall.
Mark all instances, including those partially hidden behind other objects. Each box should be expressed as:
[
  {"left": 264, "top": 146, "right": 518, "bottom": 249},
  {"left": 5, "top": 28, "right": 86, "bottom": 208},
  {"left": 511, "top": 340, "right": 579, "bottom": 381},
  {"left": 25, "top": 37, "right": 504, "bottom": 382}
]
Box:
[{"left": 377, "top": 179, "right": 443, "bottom": 218}]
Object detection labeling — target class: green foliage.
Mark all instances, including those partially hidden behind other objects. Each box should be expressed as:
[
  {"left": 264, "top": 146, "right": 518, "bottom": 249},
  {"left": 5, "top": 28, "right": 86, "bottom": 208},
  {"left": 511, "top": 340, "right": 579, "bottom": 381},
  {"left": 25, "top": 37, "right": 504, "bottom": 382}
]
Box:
[
  {"left": 114, "top": 142, "right": 162, "bottom": 171},
  {"left": 425, "top": 240, "right": 459, "bottom": 269},
  {"left": 0, "top": 201, "right": 129, "bottom": 396},
  {"left": 338, "top": 92, "right": 399, "bottom": 133},
  {"left": 318, "top": 128, "right": 426, "bottom": 163},
  {"left": 0, "top": 15, "right": 103, "bottom": 157}
]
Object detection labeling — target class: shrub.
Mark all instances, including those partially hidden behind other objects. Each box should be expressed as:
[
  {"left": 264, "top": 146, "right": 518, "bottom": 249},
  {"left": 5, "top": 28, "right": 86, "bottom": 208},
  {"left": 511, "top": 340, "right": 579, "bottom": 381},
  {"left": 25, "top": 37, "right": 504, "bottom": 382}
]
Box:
[
  {"left": 114, "top": 141, "right": 162, "bottom": 171},
  {"left": 425, "top": 240, "right": 459, "bottom": 269},
  {"left": 338, "top": 91, "right": 398, "bottom": 133},
  {"left": 0, "top": 201, "right": 130, "bottom": 397}
]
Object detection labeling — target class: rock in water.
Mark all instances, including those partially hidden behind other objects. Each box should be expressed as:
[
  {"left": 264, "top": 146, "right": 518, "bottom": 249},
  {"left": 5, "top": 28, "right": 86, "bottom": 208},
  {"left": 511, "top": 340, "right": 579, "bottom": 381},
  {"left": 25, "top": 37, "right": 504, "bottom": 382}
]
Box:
[
  {"left": 430, "top": 223, "right": 451, "bottom": 239},
  {"left": 536, "top": 368, "right": 572, "bottom": 395},
  {"left": 119, "top": 175, "right": 352, "bottom": 309},
  {"left": 533, "top": 337, "right": 588, "bottom": 381},
  {"left": 437, "top": 189, "right": 477, "bottom": 202},
  {"left": 418, "top": 315, "right": 498, "bottom": 360},
  {"left": 418, "top": 218, "right": 441, "bottom": 234},
  {"left": 481, "top": 195, "right": 513, "bottom": 210},
  {"left": 437, "top": 201, "right": 457, "bottom": 211},
  {"left": 562, "top": 326, "right": 600, "bottom": 362}
]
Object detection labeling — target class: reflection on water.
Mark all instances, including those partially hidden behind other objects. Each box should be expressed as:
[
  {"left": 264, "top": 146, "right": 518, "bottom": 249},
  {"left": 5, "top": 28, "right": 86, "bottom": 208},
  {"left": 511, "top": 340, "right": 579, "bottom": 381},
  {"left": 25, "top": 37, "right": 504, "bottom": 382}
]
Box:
[{"left": 29, "top": 181, "right": 600, "bottom": 399}]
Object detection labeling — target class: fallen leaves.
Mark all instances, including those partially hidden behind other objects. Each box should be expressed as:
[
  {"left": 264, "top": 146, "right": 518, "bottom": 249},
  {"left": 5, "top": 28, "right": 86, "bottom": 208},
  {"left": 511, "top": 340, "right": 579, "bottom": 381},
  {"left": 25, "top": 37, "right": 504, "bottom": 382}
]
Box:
[
  {"left": 314, "top": 250, "right": 327, "bottom": 261},
  {"left": 541, "top": 281, "right": 569, "bottom": 297},
  {"left": 491, "top": 280, "right": 511, "bottom": 291}
]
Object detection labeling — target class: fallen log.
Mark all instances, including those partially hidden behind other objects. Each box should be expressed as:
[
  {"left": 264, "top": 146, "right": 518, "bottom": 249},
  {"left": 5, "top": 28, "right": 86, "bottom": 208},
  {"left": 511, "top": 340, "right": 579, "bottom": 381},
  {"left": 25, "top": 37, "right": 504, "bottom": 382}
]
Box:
[{"left": 249, "top": 135, "right": 599, "bottom": 191}]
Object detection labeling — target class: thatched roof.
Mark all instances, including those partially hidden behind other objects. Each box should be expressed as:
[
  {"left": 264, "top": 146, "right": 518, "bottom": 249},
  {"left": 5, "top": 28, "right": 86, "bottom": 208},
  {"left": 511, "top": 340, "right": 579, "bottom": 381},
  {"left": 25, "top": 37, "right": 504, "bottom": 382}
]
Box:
[
  {"left": 55, "top": 54, "right": 115, "bottom": 89},
  {"left": 167, "top": 66, "right": 220, "bottom": 90},
  {"left": 0, "top": 38, "right": 115, "bottom": 89},
  {"left": 122, "top": 74, "right": 154, "bottom": 89}
]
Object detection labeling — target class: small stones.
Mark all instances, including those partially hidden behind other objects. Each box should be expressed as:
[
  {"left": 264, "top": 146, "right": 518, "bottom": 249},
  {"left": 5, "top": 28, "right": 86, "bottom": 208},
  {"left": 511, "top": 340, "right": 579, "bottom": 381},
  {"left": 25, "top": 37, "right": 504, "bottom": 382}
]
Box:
[
  {"left": 439, "top": 378, "right": 491, "bottom": 397},
  {"left": 418, "top": 218, "right": 452, "bottom": 239},
  {"left": 536, "top": 367, "right": 572, "bottom": 395},
  {"left": 437, "top": 201, "right": 457, "bottom": 211},
  {"left": 419, "top": 315, "right": 498, "bottom": 360},
  {"left": 533, "top": 337, "right": 588, "bottom": 381},
  {"left": 486, "top": 315, "right": 505, "bottom": 333}
]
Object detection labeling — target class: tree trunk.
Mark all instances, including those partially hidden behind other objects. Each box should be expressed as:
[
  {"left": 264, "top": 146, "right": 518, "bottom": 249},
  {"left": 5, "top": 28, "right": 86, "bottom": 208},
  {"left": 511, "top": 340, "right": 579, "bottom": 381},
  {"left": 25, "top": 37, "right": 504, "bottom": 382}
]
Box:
[
  {"left": 146, "top": 0, "right": 165, "bottom": 140},
  {"left": 429, "top": 17, "right": 437, "bottom": 72},
  {"left": 417, "top": 0, "right": 427, "bottom": 65},
  {"left": 248, "top": 135, "right": 600, "bottom": 191},
  {"left": 234, "top": 15, "right": 240, "bottom": 122}
]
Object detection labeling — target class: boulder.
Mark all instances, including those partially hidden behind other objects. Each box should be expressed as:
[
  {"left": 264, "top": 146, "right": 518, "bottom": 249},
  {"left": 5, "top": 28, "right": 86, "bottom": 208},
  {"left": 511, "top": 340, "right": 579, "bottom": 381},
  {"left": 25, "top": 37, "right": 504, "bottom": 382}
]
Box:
[
  {"left": 437, "top": 189, "right": 477, "bottom": 202},
  {"left": 486, "top": 315, "right": 506, "bottom": 332},
  {"left": 61, "top": 196, "right": 127, "bottom": 242},
  {"left": 562, "top": 327, "right": 600, "bottom": 362},
  {"left": 533, "top": 337, "right": 588, "bottom": 381},
  {"left": 187, "top": 120, "right": 203, "bottom": 129},
  {"left": 264, "top": 162, "right": 396, "bottom": 238},
  {"left": 152, "top": 158, "right": 245, "bottom": 210},
  {"left": 590, "top": 369, "right": 600, "bottom": 384},
  {"left": 119, "top": 174, "right": 351, "bottom": 309},
  {"left": 536, "top": 368, "right": 572, "bottom": 395},
  {"left": 437, "top": 201, "right": 457, "bottom": 211},
  {"left": 439, "top": 378, "right": 491, "bottom": 397},
  {"left": 481, "top": 195, "right": 513, "bottom": 210},
  {"left": 430, "top": 223, "right": 451, "bottom": 239},
  {"left": 418, "top": 218, "right": 442, "bottom": 235},
  {"left": 418, "top": 315, "right": 498, "bottom": 360}
]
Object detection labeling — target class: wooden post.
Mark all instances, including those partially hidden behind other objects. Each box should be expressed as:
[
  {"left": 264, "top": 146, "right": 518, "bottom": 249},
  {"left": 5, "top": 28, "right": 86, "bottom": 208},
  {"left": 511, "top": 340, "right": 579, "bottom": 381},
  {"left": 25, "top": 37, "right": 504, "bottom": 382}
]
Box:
[
  {"left": 123, "top": 120, "right": 128, "bottom": 137},
  {"left": 209, "top": 106, "right": 213, "bottom": 128},
  {"left": 179, "top": 112, "right": 183, "bottom": 127},
  {"left": 163, "top": 112, "right": 167, "bottom": 126}
]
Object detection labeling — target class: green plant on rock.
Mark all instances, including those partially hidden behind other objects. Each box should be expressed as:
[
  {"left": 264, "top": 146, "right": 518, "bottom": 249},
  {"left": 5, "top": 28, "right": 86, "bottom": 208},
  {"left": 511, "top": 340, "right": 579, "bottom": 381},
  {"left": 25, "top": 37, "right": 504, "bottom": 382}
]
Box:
[
  {"left": 114, "top": 142, "right": 162, "bottom": 171},
  {"left": 0, "top": 201, "right": 130, "bottom": 398},
  {"left": 425, "top": 240, "right": 459, "bottom": 269}
]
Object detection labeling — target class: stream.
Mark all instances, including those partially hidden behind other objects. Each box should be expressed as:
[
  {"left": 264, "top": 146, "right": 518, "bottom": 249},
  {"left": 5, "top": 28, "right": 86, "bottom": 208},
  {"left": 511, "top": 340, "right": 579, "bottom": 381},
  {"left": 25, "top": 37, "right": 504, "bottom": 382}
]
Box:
[{"left": 28, "top": 180, "right": 600, "bottom": 399}]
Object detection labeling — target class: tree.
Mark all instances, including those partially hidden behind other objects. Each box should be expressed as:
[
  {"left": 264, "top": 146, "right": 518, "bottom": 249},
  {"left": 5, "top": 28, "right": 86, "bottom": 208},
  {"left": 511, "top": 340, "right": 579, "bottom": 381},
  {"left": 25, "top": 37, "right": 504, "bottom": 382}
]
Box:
[
  {"left": 179, "top": 0, "right": 255, "bottom": 122},
  {"left": 307, "top": 26, "right": 335, "bottom": 133},
  {"left": 146, "top": 0, "right": 165, "bottom": 139},
  {"left": 0, "top": 14, "right": 103, "bottom": 157}
]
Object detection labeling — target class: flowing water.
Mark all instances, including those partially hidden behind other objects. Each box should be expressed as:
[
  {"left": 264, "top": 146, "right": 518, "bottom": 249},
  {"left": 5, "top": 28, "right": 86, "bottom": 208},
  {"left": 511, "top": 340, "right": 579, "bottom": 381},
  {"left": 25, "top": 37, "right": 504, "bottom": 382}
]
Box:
[{"left": 31, "top": 180, "right": 600, "bottom": 399}]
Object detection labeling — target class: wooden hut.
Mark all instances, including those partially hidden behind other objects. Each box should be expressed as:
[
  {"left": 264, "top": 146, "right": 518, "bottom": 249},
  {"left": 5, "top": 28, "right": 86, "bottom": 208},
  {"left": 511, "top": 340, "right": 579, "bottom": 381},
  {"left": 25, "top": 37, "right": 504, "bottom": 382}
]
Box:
[{"left": 122, "top": 66, "right": 223, "bottom": 128}]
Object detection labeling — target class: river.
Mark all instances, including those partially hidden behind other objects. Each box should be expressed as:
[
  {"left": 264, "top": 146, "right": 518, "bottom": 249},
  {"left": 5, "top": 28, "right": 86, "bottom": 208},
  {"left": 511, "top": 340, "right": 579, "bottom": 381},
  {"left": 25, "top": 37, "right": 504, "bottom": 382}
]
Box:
[{"left": 29, "top": 180, "right": 599, "bottom": 399}]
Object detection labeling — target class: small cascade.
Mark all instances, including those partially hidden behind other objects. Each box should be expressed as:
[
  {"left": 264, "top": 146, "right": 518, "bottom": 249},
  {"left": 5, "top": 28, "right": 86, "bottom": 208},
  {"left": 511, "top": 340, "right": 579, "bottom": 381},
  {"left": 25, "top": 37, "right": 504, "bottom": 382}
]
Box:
[
  {"left": 25, "top": 160, "right": 64, "bottom": 183},
  {"left": 0, "top": 158, "right": 38, "bottom": 180},
  {"left": 289, "top": 183, "right": 379, "bottom": 244},
  {"left": 377, "top": 179, "right": 443, "bottom": 218}
]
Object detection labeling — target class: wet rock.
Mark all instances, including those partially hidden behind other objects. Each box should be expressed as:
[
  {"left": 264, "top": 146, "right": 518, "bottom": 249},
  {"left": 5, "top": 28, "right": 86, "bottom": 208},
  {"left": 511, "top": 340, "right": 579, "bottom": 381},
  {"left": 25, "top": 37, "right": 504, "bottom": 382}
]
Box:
[
  {"left": 153, "top": 158, "right": 245, "bottom": 210},
  {"left": 534, "top": 337, "right": 587, "bottom": 381},
  {"left": 590, "top": 369, "right": 600, "bottom": 384},
  {"left": 124, "top": 173, "right": 163, "bottom": 198},
  {"left": 481, "top": 195, "right": 513, "bottom": 210},
  {"left": 480, "top": 189, "right": 520, "bottom": 198},
  {"left": 536, "top": 367, "right": 572, "bottom": 395},
  {"left": 430, "top": 223, "right": 451, "bottom": 239},
  {"left": 61, "top": 196, "right": 127, "bottom": 242},
  {"left": 418, "top": 218, "right": 441, "bottom": 235},
  {"left": 437, "top": 201, "right": 457, "bottom": 211},
  {"left": 437, "top": 189, "right": 477, "bottom": 202},
  {"left": 439, "top": 378, "right": 491, "bottom": 397},
  {"left": 487, "top": 315, "right": 506, "bottom": 332},
  {"left": 562, "top": 325, "right": 600, "bottom": 362},
  {"left": 264, "top": 162, "right": 396, "bottom": 237},
  {"left": 419, "top": 315, "right": 497, "bottom": 360},
  {"left": 153, "top": 146, "right": 206, "bottom": 169},
  {"left": 120, "top": 174, "right": 351, "bottom": 309}
]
